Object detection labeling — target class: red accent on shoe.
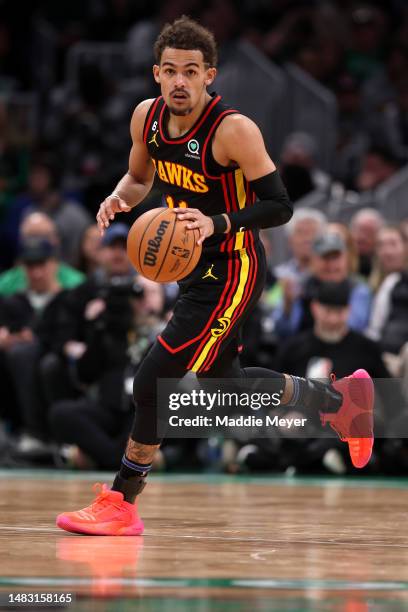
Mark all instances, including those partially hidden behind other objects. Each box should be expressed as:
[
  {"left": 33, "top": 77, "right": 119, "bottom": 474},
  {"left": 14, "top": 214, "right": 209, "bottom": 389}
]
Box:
[{"left": 320, "top": 369, "right": 374, "bottom": 469}]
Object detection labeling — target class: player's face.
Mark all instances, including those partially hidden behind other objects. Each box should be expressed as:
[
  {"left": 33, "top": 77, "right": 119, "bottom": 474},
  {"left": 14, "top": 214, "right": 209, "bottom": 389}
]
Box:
[{"left": 153, "top": 48, "right": 216, "bottom": 116}]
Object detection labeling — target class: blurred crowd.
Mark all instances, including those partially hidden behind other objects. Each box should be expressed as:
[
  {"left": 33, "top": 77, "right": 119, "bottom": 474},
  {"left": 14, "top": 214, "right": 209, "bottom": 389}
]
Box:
[{"left": 0, "top": 0, "right": 408, "bottom": 475}]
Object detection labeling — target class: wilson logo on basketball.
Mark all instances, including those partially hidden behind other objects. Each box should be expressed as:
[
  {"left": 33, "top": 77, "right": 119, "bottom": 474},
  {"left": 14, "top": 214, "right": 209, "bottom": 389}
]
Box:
[
  {"left": 210, "top": 317, "right": 231, "bottom": 338},
  {"left": 143, "top": 220, "right": 170, "bottom": 267},
  {"left": 152, "top": 159, "right": 208, "bottom": 193}
]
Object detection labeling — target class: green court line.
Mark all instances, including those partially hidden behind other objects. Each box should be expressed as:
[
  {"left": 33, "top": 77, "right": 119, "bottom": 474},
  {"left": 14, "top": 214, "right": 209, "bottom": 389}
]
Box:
[
  {"left": 0, "top": 469, "right": 408, "bottom": 489},
  {"left": 1, "top": 577, "right": 408, "bottom": 591}
]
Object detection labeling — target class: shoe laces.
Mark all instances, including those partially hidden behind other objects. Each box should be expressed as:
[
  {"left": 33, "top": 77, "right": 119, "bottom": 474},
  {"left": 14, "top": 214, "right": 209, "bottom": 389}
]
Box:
[{"left": 90, "top": 483, "right": 124, "bottom": 513}]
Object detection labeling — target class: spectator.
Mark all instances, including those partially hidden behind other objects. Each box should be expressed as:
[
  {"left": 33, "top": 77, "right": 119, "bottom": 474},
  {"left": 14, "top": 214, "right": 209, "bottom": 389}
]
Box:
[
  {"left": 273, "top": 279, "right": 390, "bottom": 475},
  {"left": 370, "top": 224, "right": 408, "bottom": 291},
  {"left": 354, "top": 147, "right": 401, "bottom": 193},
  {"left": 44, "top": 63, "right": 132, "bottom": 210},
  {"left": 346, "top": 4, "right": 388, "bottom": 83},
  {"left": 277, "top": 279, "right": 389, "bottom": 378},
  {"left": 328, "top": 222, "right": 359, "bottom": 275},
  {"left": 76, "top": 224, "right": 103, "bottom": 276},
  {"left": 366, "top": 228, "right": 408, "bottom": 355},
  {"left": 350, "top": 207, "right": 385, "bottom": 278},
  {"left": 0, "top": 212, "right": 85, "bottom": 296},
  {"left": 279, "top": 132, "right": 330, "bottom": 202},
  {"left": 49, "top": 277, "right": 165, "bottom": 470},
  {"left": 0, "top": 238, "right": 71, "bottom": 451},
  {"left": 16, "top": 159, "right": 93, "bottom": 266},
  {"left": 0, "top": 100, "right": 30, "bottom": 222},
  {"left": 274, "top": 208, "right": 327, "bottom": 285},
  {"left": 263, "top": 208, "right": 327, "bottom": 313},
  {"left": 41, "top": 223, "right": 157, "bottom": 408},
  {"left": 273, "top": 232, "right": 372, "bottom": 338}
]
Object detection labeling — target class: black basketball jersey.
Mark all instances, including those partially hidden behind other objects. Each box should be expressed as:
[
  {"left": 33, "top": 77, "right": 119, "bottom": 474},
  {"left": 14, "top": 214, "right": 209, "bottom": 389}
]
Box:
[{"left": 143, "top": 93, "right": 258, "bottom": 255}]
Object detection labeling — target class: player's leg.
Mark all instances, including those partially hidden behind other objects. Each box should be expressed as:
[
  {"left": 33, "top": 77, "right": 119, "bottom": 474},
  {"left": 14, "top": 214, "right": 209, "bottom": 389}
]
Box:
[
  {"left": 56, "top": 341, "right": 186, "bottom": 535},
  {"left": 199, "top": 338, "right": 344, "bottom": 415},
  {"left": 111, "top": 341, "right": 185, "bottom": 502},
  {"left": 200, "top": 317, "right": 374, "bottom": 468}
]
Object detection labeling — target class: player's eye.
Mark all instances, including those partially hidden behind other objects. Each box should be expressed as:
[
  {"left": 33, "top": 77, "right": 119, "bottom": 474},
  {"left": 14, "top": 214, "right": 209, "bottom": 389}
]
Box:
[
  {"left": 186, "top": 70, "right": 197, "bottom": 77},
  {"left": 165, "top": 68, "right": 175, "bottom": 75}
]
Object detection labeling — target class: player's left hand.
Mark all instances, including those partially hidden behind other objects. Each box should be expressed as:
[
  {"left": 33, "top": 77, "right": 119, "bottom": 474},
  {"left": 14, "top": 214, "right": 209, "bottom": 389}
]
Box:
[{"left": 173, "top": 208, "right": 214, "bottom": 246}]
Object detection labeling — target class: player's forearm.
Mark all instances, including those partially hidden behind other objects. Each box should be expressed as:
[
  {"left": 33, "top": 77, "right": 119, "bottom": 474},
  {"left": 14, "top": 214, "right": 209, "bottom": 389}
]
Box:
[
  {"left": 211, "top": 170, "right": 293, "bottom": 233},
  {"left": 111, "top": 172, "right": 152, "bottom": 208}
]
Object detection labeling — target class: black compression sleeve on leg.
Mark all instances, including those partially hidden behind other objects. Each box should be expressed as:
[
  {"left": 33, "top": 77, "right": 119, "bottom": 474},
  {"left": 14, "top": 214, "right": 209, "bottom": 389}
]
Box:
[
  {"left": 211, "top": 171, "right": 293, "bottom": 233},
  {"left": 286, "top": 377, "right": 342, "bottom": 413},
  {"left": 112, "top": 473, "right": 147, "bottom": 503},
  {"left": 131, "top": 341, "right": 187, "bottom": 445}
]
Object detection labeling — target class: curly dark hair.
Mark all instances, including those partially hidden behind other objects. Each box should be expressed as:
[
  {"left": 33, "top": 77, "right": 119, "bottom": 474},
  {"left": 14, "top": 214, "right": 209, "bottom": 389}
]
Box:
[{"left": 154, "top": 16, "right": 218, "bottom": 67}]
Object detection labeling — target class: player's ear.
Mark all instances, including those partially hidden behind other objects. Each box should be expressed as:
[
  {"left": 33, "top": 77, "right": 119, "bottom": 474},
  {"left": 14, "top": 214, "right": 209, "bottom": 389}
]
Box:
[
  {"left": 205, "top": 67, "right": 217, "bottom": 86},
  {"left": 153, "top": 65, "right": 160, "bottom": 84}
]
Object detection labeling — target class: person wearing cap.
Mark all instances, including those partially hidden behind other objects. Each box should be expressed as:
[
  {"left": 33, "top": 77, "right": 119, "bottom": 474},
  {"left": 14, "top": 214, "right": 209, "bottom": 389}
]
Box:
[
  {"left": 0, "top": 212, "right": 85, "bottom": 297},
  {"left": 30, "top": 222, "right": 138, "bottom": 411},
  {"left": 273, "top": 232, "right": 372, "bottom": 339},
  {"left": 277, "top": 280, "right": 389, "bottom": 379},
  {"left": 0, "top": 237, "right": 71, "bottom": 453}
]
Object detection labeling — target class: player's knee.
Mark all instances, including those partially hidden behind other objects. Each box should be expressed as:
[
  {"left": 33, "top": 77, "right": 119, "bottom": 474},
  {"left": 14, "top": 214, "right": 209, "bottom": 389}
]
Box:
[
  {"left": 133, "top": 341, "right": 184, "bottom": 406},
  {"left": 132, "top": 354, "right": 160, "bottom": 406}
]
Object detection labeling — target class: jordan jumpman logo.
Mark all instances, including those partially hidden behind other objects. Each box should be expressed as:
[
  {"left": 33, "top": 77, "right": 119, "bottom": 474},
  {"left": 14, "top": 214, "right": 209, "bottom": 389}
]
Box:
[
  {"left": 202, "top": 264, "right": 218, "bottom": 280},
  {"left": 148, "top": 131, "right": 159, "bottom": 147}
]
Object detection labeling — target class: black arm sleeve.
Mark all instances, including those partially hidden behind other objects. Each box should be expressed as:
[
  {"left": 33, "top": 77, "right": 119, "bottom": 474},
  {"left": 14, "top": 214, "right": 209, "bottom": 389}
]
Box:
[{"left": 211, "top": 170, "right": 293, "bottom": 233}]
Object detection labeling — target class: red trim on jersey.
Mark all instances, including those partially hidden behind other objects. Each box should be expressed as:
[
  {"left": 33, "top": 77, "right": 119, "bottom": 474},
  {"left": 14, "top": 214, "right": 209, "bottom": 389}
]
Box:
[
  {"left": 201, "top": 110, "right": 237, "bottom": 180},
  {"left": 202, "top": 232, "right": 259, "bottom": 371},
  {"left": 200, "top": 243, "right": 255, "bottom": 371},
  {"left": 158, "top": 95, "right": 221, "bottom": 145},
  {"left": 195, "top": 253, "right": 243, "bottom": 372},
  {"left": 227, "top": 172, "right": 239, "bottom": 212},
  {"left": 221, "top": 174, "right": 231, "bottom": 213},
  {"left": 143, "top": 97, "right": 162, "bottom": 144},
  {"left": 219, "top": 174, "right": 233, "bottom": 253},
  {"left": 225, "top": 231, "right": 258, "bottom": 340},
  {"left": 187, "top": 255, "right": 240, "bottom": 370},
  {"left": 187, "top": 253, "right": 239, "bottom": 368},
  {"left": 157, "top": 335, "right": 176, "bottom": 353}
]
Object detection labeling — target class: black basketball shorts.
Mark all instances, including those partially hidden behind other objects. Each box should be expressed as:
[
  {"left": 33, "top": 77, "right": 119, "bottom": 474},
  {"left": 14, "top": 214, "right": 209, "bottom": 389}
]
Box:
[{"left": 157, "top": 237, "right": 267, "bottom": 373}]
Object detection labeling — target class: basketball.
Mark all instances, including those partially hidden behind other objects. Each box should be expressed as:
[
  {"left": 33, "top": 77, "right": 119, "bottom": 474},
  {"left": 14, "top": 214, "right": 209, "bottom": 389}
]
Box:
[{"left": 127, "top": 207, "right": 202, "bottom": 283}]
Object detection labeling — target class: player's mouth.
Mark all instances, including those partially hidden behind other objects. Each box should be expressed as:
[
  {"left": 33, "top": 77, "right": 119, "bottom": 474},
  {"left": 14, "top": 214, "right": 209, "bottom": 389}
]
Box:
[{"left": 171, "top": 91, "right": 189, "bottom": 101}]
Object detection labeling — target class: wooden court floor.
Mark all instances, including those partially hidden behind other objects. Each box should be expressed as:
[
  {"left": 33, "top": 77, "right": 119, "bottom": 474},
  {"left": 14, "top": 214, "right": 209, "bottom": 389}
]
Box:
[{"left": 0, "top": 471, "right": 408, "bottom": 611}]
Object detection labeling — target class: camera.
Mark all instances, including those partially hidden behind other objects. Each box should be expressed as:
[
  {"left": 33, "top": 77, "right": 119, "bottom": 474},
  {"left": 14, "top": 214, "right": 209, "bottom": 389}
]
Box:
[
  {"left": 96, "top": 275, "right": 145, "bottom": 332},
  {"left": 100, "top": 275, "right": 145, "bottom": 301}
]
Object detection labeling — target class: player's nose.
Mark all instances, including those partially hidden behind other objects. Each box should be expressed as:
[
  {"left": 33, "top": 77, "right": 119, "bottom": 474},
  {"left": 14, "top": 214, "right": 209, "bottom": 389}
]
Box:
[{"left": 175, "top": 73, "right": 186, "bottom": 87}]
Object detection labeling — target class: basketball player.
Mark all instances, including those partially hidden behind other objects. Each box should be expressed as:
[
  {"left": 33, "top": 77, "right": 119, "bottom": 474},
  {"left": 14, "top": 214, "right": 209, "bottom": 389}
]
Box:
[{"left": 57, "top": 17, "right": 374, "bottom": 535}]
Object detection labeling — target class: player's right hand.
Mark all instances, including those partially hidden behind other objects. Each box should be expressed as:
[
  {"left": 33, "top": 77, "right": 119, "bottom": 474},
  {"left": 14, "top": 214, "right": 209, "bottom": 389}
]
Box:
[{"left": 96, "top": 194, "right": 132, "bottom": 234}]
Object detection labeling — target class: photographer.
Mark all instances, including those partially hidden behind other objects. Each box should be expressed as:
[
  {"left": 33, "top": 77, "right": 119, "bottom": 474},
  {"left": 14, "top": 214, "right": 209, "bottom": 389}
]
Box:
[
  {"left": 49, "top": 272, "right": 166, "bottom": 469},
  {"left": 0, "top": 238, "right": 70, "bottom": 450},
  {"left": 41, "top": 223, "right": 143, "bottom": 405}
]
